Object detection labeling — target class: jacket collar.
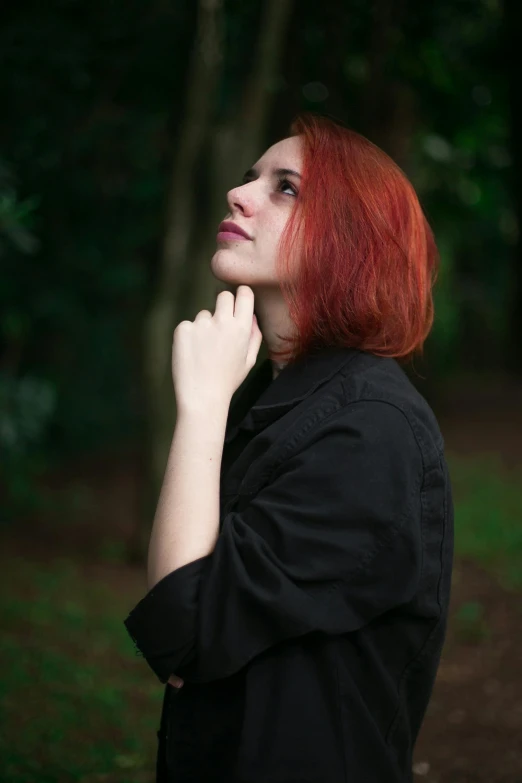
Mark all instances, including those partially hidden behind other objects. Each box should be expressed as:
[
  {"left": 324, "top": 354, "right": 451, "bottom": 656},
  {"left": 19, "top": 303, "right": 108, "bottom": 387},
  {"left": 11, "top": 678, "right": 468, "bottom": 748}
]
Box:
[{"left": 225, "top": 345, "right": 361, "bottom": 444}]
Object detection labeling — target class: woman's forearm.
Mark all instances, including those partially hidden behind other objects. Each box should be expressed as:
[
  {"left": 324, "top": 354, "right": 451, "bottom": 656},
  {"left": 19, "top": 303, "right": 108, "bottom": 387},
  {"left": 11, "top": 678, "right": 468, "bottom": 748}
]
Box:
[{"left": 146, "top": 403, "right": 229, "bottom": 591}]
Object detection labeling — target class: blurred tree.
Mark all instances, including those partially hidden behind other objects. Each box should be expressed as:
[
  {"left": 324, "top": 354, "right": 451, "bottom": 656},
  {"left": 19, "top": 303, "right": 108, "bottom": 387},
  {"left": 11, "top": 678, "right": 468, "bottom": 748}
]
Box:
[
  {"left": 131, "top": 0, "right": 294, "bottom": 562},
  {"left": 191, "top": 0, "right": 294, "bottom": 315},
  {"left": 502, "top": 0, "right": 522, "bottom": 374},
  {"left": 0, "top": 161, "right": 53, "bottom": 517},
  {"left": 0, "top": 0, "right": 517, "bottom": 543},
  {"left": 131, "top": 0, "right": 225, "bottom": 562},
  {"left": 362, "top": 0, "right": 416, "bottom": 170}
]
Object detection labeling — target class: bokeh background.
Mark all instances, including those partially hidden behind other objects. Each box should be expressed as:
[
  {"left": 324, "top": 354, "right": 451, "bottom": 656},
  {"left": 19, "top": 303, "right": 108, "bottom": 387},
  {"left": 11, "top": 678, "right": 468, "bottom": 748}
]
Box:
[{"left": 1, "top": 1, "right": 521, "bottom": 781}]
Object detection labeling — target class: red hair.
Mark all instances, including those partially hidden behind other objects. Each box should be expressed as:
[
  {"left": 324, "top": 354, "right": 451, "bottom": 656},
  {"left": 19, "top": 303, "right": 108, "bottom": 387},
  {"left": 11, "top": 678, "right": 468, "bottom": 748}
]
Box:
[{"left": 271, "top": 113, "right": 439, "bottom": 365}]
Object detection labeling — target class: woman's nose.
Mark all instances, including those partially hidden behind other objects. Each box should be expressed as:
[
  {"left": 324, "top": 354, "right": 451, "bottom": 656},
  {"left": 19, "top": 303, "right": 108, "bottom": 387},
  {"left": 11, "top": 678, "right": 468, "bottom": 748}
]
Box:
[{"left": 226, "top": 184, "right": 255, "bottom": 217}]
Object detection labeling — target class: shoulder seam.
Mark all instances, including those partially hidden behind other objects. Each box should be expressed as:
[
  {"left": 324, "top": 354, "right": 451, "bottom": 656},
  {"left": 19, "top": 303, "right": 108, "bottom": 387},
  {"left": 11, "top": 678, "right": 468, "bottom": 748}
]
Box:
[{"left": 341, "top": 395, "right": 426, "bottom": 475}]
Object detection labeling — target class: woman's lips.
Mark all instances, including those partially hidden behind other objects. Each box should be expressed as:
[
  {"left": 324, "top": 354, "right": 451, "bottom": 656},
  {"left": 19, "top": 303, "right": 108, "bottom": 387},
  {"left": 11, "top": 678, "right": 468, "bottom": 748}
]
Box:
[{"left": 216, "top": 231, "right": 252, "bottom": 242}]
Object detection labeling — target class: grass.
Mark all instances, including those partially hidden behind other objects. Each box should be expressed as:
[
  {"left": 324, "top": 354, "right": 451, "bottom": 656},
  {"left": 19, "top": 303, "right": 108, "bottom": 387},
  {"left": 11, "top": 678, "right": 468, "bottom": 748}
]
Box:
[
  {"left": 448, "top": 452, "right": 522, "bottom": 590},
  {"left": 0, "top": 452, "right": 521, "bottom": 780},
  {"left": 0, "top": 557, "right": 161, "bottom": 783}
]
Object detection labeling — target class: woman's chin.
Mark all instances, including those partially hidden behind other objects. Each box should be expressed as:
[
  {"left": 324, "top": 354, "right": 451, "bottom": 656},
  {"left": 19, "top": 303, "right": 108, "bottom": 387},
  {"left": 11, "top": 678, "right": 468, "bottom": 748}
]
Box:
[{"left": 210, "top": 253, "right": 248, "bottom": 286}]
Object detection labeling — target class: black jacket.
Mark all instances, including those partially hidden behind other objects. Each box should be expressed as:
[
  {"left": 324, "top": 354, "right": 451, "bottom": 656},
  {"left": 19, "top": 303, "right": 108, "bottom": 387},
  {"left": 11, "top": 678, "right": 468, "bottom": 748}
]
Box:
[{"left": 124, "top": 345, "right": 454, "bottom": 783}]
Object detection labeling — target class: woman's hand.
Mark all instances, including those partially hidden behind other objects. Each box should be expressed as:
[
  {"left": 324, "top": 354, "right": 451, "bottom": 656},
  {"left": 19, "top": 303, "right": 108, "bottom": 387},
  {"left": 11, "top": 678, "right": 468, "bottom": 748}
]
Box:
[
  {"left": 168, "top": 674, "right": 184, "bottom": 690},
  {"left": 167, "top": 285, "right": 262, "bottom": 689},
  {"left": 172, "top": 285, "right": 263, "bottom": 413}
]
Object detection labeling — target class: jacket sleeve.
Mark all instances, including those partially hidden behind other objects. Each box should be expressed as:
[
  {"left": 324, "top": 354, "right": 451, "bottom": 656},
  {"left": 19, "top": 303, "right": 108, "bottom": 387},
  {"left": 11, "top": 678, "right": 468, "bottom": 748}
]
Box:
[{"left": 124, "top": 401, "right": 423, "bottom": 684}]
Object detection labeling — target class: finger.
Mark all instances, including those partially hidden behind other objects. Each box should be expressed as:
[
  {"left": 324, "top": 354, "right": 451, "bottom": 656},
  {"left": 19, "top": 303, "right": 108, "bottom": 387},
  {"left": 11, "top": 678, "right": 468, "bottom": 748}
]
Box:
[
  {"left": 233, "top": 285, "right": 255, "bottom": 323},
  {"left": 246, "top": 316, "right": 263, "bottom": 368},
  {"left": 168, "top": 675, "right": 184, "bottom": 688},
  {"left": 213, "top": 289, "right": 235, "bottom": 318},
  {"left": 194, "top": 309, "right": 213, "bottom": 322}
]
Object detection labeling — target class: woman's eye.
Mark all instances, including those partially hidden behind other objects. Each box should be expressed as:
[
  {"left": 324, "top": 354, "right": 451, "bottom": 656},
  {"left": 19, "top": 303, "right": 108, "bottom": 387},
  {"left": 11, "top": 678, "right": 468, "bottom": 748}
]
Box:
[{"left": 278, "top": 178, "right": 297, "bottom": 196}]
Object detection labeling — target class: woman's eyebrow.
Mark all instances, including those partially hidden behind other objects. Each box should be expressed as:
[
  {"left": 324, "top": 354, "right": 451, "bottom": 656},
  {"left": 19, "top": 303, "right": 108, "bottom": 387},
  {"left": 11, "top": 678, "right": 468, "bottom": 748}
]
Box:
[{"left": 242, "top": 166, "right": 302, "bottom": 180}]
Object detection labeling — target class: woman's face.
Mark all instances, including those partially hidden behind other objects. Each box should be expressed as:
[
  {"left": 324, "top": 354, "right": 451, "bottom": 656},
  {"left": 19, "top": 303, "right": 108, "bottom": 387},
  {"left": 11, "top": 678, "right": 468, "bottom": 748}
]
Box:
[{"left": 211, "top": 135, "right": 303, "bottom": 288}]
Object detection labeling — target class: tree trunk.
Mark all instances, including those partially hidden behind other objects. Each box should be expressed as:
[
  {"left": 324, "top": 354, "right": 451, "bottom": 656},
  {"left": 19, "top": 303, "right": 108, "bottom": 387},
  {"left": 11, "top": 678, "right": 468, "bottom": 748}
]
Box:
[
  {"left": 129, "top": 0, "right": 294, "bottom": 564},
  {"left": 190, "top": 0, "right": 295, "bottom": 318},
  {"left": 127, "top": 0, "right": 224, "bottom": 564},
  {"left": 503, "top": 0, "right": 522, "bottom": 374},
  {"left": 362, "top": 0, "right": 415, "bottom": 173}
]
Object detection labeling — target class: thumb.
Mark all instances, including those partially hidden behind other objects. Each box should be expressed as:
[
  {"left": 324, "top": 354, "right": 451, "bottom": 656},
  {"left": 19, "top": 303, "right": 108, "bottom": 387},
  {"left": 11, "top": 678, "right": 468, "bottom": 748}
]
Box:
[{"left": 246, "top": 314, "right": 263, "bottom": 368}]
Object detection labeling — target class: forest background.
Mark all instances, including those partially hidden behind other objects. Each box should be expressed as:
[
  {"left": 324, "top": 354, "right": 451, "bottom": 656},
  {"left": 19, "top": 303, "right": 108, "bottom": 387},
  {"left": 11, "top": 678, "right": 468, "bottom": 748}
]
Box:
[{"left": 1, "top": 0, "right": 521, "bottom": 781}]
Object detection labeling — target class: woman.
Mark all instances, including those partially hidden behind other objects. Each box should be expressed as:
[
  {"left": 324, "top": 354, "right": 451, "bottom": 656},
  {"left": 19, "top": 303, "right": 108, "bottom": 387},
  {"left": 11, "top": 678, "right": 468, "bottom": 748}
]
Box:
[{"left": 124, "top": 113, "right": 454, "bottom": 783}]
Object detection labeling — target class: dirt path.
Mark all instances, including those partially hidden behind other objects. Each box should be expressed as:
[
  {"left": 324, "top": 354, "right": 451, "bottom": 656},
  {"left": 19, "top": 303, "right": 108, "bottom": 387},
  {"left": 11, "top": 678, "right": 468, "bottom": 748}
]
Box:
[{"left": 414, "top": 558, "right": 522, "bottom": 782}]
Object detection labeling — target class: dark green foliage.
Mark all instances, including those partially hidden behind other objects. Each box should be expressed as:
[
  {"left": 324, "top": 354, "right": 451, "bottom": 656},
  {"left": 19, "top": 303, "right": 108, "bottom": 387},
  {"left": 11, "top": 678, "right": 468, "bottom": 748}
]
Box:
[{"left": 0, "top": 0, "right": 519, "bottom": 513}]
